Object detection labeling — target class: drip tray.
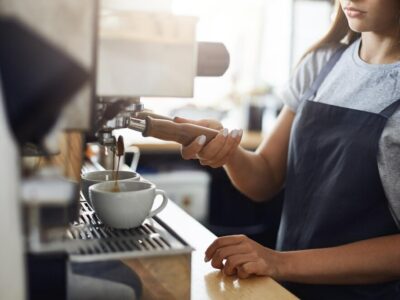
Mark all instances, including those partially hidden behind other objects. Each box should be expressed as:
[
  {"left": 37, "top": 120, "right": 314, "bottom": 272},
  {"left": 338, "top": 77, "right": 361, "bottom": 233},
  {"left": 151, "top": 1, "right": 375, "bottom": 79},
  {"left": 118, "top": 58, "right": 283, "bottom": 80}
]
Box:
[{"left": 66, "top": 201, "right": 193, "bottom": 262}]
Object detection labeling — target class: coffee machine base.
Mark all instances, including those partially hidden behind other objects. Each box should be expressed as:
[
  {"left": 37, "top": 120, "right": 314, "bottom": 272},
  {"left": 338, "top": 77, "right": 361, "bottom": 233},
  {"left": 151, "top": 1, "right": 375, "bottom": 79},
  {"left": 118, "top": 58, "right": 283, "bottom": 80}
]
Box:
[{"left": 66, "top": 200, "right": 193, "bottom": 300}]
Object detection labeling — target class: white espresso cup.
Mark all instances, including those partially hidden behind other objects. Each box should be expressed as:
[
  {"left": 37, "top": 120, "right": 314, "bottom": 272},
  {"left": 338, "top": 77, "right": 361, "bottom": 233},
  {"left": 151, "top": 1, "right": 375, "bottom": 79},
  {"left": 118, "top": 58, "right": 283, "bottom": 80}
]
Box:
[
  {"left": 81, "top": 170, "right": 140, "bottom": 206},
  {"left": 89, "top": 181, "right": 168, "bottom": 229}
]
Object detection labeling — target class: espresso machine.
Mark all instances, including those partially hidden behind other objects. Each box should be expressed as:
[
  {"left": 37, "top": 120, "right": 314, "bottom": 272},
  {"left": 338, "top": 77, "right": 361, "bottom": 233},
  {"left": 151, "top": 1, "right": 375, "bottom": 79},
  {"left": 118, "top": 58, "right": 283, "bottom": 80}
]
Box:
[{"left": 0, "top": 0, "right": 229, "bottom": 299}]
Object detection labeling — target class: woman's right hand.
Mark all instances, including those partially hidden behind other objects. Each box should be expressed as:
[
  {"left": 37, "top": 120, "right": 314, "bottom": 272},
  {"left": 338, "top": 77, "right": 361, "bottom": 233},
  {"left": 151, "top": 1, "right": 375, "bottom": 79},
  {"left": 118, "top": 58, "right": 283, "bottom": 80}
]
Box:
[{"left": 174, "top": 117, "right": 243, "bottom": 168}]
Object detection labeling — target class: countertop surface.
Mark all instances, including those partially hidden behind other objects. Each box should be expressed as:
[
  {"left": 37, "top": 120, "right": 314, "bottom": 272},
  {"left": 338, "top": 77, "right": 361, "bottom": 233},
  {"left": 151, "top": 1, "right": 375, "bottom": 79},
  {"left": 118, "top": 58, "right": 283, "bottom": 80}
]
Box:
[{"left": 157, "top": 200, "right": 298, "bottom": 300}]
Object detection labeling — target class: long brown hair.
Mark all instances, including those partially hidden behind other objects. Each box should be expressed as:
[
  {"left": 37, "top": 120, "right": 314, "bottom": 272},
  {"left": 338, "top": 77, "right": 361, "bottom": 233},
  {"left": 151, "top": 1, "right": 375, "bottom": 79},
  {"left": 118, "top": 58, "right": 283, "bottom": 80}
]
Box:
[{"left": 302, "top": 1, "right": 361, "bottom": 59}]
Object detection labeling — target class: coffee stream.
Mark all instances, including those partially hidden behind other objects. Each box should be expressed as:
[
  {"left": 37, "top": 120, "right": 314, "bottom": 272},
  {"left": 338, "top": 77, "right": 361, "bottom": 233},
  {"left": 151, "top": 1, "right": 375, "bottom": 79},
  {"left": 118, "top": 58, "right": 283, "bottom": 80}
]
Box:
[{"left": 112, "top": 136, "right": 125, "bottom": 192}]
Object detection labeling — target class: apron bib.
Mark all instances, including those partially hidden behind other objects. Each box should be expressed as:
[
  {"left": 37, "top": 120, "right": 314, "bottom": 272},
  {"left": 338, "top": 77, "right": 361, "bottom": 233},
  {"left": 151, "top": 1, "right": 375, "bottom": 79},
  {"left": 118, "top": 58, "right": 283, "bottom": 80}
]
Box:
[{"left": 277, "top": 47, "right": 400, "bottom": 299}]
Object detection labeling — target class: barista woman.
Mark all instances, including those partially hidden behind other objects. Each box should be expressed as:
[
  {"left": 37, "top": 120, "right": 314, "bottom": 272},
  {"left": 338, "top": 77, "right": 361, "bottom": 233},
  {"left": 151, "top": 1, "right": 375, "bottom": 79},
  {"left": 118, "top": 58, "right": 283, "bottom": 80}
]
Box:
[{"left": 176, "top": 0, "right": 400, "bottom": 298}]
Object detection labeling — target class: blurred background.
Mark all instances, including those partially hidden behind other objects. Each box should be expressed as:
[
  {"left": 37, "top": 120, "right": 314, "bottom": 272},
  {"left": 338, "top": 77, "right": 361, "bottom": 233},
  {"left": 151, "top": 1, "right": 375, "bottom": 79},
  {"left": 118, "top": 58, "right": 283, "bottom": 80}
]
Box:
[{"left": 141, "top": 0, "right": 333, "bottom": 128}]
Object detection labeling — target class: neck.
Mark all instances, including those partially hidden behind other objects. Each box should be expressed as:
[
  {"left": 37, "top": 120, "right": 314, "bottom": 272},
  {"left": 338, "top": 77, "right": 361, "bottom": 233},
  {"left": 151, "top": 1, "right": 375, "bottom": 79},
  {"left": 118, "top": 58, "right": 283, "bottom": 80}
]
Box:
[{"left": 360, "top": 29, "right": 400, "bottom": 64}]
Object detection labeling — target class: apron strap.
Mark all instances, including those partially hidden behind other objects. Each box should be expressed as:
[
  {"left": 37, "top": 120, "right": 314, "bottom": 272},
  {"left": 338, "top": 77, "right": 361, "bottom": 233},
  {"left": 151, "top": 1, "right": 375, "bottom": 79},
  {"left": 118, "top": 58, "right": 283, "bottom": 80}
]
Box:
[
  {"left": 301, "top": 45, "right": 347, "bottom": 102},
  {"left": 379, "top": 98, "right": 400, "bottom": 119}
]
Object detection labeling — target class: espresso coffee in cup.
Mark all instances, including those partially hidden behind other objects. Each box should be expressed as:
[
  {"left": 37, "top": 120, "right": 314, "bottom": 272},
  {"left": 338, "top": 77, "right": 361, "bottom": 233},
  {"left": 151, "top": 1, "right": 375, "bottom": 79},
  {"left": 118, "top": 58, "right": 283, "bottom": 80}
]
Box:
[
  {"left": 81, "top": 170, "right": 140, "bottom": 205},
  {"left": 89, "top": 181, "right": 168, "bottom": 229}
]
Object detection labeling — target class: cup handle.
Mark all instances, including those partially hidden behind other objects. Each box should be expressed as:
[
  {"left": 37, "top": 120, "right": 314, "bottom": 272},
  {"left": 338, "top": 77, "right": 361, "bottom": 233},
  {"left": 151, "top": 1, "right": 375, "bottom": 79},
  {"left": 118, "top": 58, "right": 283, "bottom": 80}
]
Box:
[{"left": 148, "top": 189, "right": 168, "bottom": 218}]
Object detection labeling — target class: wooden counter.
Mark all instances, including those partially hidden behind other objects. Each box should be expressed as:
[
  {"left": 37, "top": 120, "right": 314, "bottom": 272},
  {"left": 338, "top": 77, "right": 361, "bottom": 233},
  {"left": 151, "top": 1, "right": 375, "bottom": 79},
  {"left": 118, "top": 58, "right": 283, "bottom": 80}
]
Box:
[
  {"left": 156, "top": 200, "right": 298, "bottom": 300},
  {"left": 128, "top": 131, "right": 263, "bottom": 153}
]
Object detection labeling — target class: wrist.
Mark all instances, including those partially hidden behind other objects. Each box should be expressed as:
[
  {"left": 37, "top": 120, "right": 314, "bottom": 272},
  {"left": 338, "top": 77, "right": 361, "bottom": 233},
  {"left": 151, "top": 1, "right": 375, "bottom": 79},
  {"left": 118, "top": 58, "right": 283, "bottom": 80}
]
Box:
[
  {"left": 224, "top": 146, "right": 242, "bottom": 168},
  {"left": 272, "top": 250, "right": 296, "bottom": 282}
]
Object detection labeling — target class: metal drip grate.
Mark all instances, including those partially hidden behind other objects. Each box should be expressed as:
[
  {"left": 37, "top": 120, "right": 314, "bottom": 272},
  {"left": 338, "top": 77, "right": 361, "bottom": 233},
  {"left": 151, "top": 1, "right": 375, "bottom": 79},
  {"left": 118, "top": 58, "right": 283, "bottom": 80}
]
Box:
[{"left": 66, "top": 200, "right": 192, "bottom": 262}]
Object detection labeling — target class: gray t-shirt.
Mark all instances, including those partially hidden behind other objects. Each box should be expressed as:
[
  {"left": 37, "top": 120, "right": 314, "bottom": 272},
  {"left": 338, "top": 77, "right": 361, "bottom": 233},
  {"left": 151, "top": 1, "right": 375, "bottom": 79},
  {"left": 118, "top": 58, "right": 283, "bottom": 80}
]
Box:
[{"left": 279, "top": 38, "right": 400, "bottom": 227}]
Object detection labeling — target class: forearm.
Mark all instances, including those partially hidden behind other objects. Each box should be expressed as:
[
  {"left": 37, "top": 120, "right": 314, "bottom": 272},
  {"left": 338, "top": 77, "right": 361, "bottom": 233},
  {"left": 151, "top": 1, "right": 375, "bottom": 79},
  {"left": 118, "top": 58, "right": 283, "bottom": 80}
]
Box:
[
  {"left": 224, "top": 106, "right": 293, "bottom": 201},
  {"left": 276, "top": 234, "right": 400, "bottom": 285},
  {"left": 223, "top": 147, "right": 282, "bottom": 201}
]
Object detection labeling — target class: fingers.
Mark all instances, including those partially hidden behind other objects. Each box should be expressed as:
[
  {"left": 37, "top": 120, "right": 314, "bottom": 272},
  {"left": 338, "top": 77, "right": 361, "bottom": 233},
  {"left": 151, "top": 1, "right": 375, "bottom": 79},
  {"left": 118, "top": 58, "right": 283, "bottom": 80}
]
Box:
[
  {"left": 198, "top": 128, "right": 229, "bottom": 164},
  {"left": 223, "top": 253, "right": 258, "bottom": 276},
  {"left": 203, "top": 129, "right": 243, "bottom": 167},
  {"left": 236, "top": 260, "right": 269, "bottom": 279},
  {"left": 205, "top": 235, "right": 274, "bottom": 280},
  {"left": 205, "top": 235, "right": 247, "bottom": 262},
  {"left": 209, "top": 243, "right": 252, "bottom": 269},
  {"left": 236, "top": 262, "right": 256, "bottom": 279},
  {"left": 180, "top": 129, "right": 227, "bottom": 161},
  {"left": 181, "top": 135, "right": 207, "bottom": 160},
  {"left": 179, "top": 123, "right": 243, "bottom": 167}
]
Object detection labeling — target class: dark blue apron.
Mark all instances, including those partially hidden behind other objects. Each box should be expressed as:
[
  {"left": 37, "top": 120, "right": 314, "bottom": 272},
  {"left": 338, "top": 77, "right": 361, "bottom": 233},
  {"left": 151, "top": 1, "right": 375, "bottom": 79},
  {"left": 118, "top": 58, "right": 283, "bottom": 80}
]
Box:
[{"left": 276, "top": 46, "right": 400, "bottom": 299}]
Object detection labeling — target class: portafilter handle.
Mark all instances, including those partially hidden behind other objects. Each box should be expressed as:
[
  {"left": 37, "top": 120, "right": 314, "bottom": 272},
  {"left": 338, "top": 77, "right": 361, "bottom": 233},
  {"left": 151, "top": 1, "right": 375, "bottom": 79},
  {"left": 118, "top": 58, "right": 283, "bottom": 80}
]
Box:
[
  {"left": 129, "top": 116, "right": 219, "bottom": 146},
  {"left": 134, "top": 111, "right": 174, "bottom": 121}
]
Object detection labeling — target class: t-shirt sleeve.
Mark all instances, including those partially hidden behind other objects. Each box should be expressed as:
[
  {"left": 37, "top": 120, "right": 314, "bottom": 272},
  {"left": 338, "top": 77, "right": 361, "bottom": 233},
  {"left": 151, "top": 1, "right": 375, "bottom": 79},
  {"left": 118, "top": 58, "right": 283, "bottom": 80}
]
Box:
[
  {"left": 277, "top": 46, "right": 339, "bottom": 113},
  {"left": 379, "top": 110, "right": 400, "bottom": 228}
]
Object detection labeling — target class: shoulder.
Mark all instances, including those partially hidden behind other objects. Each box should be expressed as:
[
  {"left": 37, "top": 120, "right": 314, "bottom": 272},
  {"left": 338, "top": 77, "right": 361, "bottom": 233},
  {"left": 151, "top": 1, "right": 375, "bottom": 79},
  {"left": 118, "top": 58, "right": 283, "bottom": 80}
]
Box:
[
  {"left": 278, "top": 43, "right": 344, "bottom": 113},
  {"left": 293, "top": 44, "right": 345, "bottom": 96},
  {"left": 301, "top": 44, "right": 342, "bottom": 76}
]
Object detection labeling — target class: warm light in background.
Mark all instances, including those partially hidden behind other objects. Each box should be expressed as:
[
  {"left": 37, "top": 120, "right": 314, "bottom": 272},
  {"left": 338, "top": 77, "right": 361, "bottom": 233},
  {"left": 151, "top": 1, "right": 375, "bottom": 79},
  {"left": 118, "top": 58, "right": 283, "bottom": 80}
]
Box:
[{"left": 112, "top": 0, "right": 333, "bottom": 130}]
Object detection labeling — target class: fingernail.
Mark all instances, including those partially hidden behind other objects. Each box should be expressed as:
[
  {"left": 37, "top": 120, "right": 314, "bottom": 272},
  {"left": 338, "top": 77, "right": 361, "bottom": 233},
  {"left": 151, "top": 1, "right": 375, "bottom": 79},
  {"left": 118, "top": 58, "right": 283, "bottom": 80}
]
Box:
[
  {"left": 222, "top": 128, "right": 228, "bottom": 137},
  {"left": 231, "top": 130, "right": 238, "bottom": 138},
  {"left": 198, "top": 135, "right": 206, "bottom": 145},
  {"left": 204, "top": 255, "right": 210, "bottom": 262},
  {"left": 238, "top": 129, "right": 243, "bottom": 137}
]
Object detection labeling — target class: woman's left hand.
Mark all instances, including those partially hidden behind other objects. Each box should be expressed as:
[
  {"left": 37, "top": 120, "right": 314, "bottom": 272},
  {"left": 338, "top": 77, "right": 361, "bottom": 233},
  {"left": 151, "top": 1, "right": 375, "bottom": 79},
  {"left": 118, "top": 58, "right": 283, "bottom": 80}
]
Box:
[{"left": 204, "top": 235, "right": 283, "bottom": 279}]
